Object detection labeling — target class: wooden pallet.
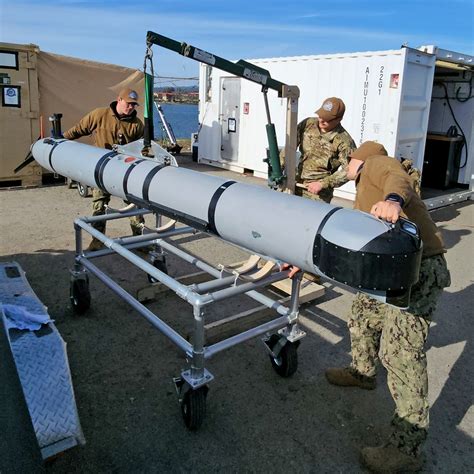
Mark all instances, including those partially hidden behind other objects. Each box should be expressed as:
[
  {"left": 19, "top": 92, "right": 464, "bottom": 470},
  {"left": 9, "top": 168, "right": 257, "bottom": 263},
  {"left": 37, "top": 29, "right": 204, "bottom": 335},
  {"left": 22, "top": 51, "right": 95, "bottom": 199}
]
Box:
[
  {"left": 0, "top": 171, "right": 42, "bottom": 189},
  {"left": 203, "top": 276, "right": 324, "bottom": 344},
  {"left": 136, "top": 258, "right": 253, "bottom": 303},
  {"left": 137, "top": 270, "right": 211, "bottom": 303},
  {"left": 137, "top": 264, "right": 325, "bottom": 345}
]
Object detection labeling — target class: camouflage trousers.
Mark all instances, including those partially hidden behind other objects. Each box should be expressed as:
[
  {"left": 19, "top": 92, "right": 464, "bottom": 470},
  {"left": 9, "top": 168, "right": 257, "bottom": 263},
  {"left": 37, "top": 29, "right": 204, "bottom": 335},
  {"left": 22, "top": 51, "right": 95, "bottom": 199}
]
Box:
[
  {"left": 91, "top": 188, "right": 144, "bottom": 235},
  {"left": 348, "top": 254, "right": 450, "bottom": 456},
  {"left": 296, "top": 185, "right": 333, "bottom": 204}
]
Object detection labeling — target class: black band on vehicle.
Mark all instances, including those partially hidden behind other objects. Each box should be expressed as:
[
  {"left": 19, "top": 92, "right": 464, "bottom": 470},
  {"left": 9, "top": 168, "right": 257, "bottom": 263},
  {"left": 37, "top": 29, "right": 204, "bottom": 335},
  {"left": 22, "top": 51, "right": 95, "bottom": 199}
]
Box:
[
  {"left": 312, "top": 206, "right": 343, "bottom": 275},
  {"left": 142, "top": 164, "right": 165, "bottom": 202},
  {"left": 94, "top": 151, "right": 118, "bottom": 193},
  {"left": 122, "top": 159, "right": 145, "bottom": 195},
  {"left": 126, "top": 193, "right": 208, "bottom": 232},
  {"left": 314, "top": 206, "right": 342, "bottom": 240},
  {"left": 207, "top": 181, "right": 236, "bottom": 236},
  {"left": 46, "top": 139, "right": 67, "bottom": 173}
]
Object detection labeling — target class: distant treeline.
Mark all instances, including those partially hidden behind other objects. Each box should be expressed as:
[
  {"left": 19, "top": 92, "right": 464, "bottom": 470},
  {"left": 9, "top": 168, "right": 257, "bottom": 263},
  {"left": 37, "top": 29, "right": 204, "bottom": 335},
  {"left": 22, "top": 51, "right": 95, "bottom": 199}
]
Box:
[
  {"left": 155, "top": 86, "right": 199, "bottom": 93},
  {"left": 154, "top": 85, "right": 199, "bottom": 104}
]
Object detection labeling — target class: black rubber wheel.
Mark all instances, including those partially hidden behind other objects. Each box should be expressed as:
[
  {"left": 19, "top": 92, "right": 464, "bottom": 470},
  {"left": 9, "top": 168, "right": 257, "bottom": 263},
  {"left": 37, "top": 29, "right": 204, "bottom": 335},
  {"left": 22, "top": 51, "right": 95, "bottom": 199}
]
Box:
[
  {"left": 70, "top": 279, "right": 91, "bottom": 314},
  {"left": 77, "top": 182, "right": 89, "bottom": 198},
  {"left": 268, "top": 335, "right": 298, "bottom": 377},
  {"left": 181, "top": 386, "right": 207, "bottom": 430},
  {"left": 147, "top": 258, "right": 168, "bottom": 284}
]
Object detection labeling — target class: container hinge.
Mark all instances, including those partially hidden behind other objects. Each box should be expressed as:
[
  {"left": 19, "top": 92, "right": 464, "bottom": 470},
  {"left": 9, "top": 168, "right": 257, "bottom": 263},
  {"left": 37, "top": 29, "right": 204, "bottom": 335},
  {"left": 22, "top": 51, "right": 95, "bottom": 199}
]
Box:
[{"left": 22, "top": 61, "right": 36, "bottom": 69}]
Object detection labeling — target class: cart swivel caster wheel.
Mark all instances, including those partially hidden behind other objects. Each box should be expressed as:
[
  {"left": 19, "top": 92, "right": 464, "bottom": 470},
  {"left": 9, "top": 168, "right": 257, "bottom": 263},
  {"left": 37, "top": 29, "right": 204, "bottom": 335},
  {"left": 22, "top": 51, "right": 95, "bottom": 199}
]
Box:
[
  {"left": 77, "top": 182, "right": 90, "bottom": 198},
  {"left": 70, "top": 278, "right": 91, "bottom": 314},
  {"left": 268, "top": 335, "right": 299, "bottom": 378},
  {"left": 147, "top": 257, "right": 168, "bottom": 284},
  {"left": 181, "top": 386, "right": 208, "bottom": 430}
]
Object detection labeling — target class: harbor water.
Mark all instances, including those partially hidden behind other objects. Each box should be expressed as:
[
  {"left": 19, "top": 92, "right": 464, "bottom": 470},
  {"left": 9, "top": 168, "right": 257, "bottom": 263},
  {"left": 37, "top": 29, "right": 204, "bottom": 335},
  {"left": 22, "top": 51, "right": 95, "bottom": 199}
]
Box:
[{"left": 153, "top": 103, "right": 199, "bottom": 140}]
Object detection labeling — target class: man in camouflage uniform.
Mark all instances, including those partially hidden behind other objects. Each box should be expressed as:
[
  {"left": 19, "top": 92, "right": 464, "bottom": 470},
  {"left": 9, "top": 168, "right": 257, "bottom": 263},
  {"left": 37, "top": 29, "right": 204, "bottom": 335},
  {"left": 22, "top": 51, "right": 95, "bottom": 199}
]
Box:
[
  {"left": 296, "top": 97, "right": 356, "bottom": 203},
  {"left": 64, "top": 88, "right": 144, "bottom": 251},
  {"left": 325, "top": 141, "right": 451, "bottom": 472}
]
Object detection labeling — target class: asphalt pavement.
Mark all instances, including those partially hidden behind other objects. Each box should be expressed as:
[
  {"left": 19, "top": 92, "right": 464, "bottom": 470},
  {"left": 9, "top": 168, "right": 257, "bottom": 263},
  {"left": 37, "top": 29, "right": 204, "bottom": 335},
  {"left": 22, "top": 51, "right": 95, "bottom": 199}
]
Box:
[{"left": 0, "top": 157, "right": 472, "bottom": 473}]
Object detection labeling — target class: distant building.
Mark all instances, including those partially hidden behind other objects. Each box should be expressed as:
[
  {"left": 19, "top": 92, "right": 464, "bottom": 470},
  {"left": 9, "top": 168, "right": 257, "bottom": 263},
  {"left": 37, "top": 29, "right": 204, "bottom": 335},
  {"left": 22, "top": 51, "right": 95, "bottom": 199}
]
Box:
[{"left": 154, "top": 90, "right": 198, "bottom": 104}]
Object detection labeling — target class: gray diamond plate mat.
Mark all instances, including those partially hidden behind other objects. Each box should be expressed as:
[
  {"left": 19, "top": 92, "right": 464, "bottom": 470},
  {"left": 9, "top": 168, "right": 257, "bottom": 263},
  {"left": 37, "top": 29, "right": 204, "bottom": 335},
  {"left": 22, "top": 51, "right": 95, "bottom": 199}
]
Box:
[{"left": 0, "top": 261, "right": 85, "bottom": 459}]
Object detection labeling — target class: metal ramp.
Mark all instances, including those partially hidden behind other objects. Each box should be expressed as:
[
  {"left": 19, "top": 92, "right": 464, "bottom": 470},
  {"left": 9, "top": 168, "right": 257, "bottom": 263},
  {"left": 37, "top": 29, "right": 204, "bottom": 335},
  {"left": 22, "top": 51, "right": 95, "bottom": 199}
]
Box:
[{"left": 0, "top": 261, "right": 84, "bottom": 460}]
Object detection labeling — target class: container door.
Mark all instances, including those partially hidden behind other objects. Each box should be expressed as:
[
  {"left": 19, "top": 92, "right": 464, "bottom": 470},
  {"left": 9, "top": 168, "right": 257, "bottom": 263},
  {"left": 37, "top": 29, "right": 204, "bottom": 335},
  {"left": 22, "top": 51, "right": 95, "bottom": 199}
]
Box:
[
  {"left": 394, "top": 48, "right": 436, "bottom": 170},
  {"left": 220, "top": 77, "right": 240, "bottom": 161},
  {"left": 0, "top": 47, "right": 40, "bottom": 184}
]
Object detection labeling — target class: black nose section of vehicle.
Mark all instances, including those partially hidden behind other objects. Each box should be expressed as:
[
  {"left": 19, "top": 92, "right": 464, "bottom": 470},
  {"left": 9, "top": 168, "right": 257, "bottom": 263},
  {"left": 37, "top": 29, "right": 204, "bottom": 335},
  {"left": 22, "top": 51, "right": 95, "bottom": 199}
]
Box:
[{"left": 313, "top": 218, "right": 422, "bottom": 307}]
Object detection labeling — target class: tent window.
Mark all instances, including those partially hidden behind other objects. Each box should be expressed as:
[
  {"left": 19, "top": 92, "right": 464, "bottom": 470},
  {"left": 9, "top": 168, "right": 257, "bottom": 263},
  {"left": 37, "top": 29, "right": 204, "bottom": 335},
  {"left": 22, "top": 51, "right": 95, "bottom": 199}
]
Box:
[{"left": 0, "top": 51, "right": 18, "bottom": 70}]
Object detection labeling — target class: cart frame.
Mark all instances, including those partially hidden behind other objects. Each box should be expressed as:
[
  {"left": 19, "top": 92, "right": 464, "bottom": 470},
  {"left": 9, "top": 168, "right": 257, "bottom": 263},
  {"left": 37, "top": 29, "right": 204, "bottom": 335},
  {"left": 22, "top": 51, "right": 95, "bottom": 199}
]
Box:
[{"left": 70, "top": 208, "right": 306, "bottom": 429}]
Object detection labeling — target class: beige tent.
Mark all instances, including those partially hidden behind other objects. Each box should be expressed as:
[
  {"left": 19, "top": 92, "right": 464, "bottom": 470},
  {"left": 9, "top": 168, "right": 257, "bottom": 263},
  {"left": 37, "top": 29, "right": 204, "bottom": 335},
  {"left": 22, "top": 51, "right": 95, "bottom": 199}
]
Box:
[
  {"left": 37, "top": 51, "right": 144, "bottom": 143},
  {"left": 0, "top": 42, "right": 144, "bottom": 186}
]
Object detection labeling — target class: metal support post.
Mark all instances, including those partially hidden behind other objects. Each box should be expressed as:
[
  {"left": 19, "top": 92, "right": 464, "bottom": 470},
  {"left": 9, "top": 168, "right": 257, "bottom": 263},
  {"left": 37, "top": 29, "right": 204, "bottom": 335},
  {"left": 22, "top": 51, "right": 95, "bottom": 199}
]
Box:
[
  {"left": 282, "top": 84, "right": 300, "bottom": 194},
  {"left": 288, "top": 272, "right": 302, "bottom": 322},
  {"left": 191, "top": 305, "right": 205, "bottom": 380},
  {"left": 279, "top": 271, "right": 306, "bottom": 343},
  {"left": 73, "top": 223, "right": 86, "bottom": 275}
]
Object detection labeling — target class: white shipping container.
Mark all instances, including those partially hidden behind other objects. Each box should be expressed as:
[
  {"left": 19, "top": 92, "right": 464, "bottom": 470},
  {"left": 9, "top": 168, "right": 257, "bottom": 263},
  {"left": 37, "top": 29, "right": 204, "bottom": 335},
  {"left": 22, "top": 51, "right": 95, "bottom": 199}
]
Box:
[{"left": 198, "top": 45, "right": 473, "bottom": 203}]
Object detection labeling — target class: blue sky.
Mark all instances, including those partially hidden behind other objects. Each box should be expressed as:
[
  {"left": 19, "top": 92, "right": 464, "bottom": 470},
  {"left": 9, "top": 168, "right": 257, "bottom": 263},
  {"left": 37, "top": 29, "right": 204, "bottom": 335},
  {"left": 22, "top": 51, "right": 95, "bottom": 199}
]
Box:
[{"left": 1, "top": 0, "right": 473, "bottom": 85}]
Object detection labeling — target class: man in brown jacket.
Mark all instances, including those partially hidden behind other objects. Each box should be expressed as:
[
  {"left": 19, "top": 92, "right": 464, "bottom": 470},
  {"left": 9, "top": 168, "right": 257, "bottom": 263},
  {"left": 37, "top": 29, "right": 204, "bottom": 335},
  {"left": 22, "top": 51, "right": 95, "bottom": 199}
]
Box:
[
  {"left": 325, "top": 141, "right": 450, "bottom": 472},
  {"left": 64, "top": 88, "right": 145, "bottom": 251}
]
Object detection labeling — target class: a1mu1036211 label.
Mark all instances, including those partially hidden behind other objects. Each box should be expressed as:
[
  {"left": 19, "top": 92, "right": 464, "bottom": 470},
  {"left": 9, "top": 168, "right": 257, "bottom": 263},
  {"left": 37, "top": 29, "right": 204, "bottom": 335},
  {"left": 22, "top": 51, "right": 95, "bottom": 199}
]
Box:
[{"left": 360, "top": 66, "right": 369, "bottom": 145}]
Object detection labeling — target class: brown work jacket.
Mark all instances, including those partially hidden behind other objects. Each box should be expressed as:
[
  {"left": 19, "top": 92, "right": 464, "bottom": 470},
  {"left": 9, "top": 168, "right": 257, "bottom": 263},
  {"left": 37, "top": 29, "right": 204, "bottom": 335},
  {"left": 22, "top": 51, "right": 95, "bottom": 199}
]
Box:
[
  {"left": 64, "top": 101, "right": 144, "bottom": 149},
  {"left": 355, "top": 155, "right": 445, "bottom": 257}
]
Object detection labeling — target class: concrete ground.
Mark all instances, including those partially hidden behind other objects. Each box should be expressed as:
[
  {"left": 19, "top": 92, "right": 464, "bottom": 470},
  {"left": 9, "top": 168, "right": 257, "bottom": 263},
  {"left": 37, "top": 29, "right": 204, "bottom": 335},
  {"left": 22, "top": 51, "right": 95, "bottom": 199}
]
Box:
[{"left": 0, "top": 156, "right": 472, "bottom": 473}]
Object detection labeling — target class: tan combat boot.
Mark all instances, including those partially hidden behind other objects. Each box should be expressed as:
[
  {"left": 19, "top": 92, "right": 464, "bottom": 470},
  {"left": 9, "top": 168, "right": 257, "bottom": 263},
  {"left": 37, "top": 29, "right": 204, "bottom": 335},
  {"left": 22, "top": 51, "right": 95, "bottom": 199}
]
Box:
[
  {"left": 325, "top": 367, "right": 376, "bottom": 390},
  {"left": 85, "top": 238, "right": 105, "bottom": 252},
  {"left": 360, "top": 444, "right": 423, "bottom": 473}
]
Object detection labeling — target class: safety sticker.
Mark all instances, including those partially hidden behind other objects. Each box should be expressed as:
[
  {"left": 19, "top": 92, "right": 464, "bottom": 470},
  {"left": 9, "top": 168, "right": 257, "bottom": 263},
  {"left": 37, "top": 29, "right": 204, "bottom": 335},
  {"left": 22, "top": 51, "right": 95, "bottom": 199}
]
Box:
[{"left": 193, "top": 48, "right": 216, "bottom": 66}]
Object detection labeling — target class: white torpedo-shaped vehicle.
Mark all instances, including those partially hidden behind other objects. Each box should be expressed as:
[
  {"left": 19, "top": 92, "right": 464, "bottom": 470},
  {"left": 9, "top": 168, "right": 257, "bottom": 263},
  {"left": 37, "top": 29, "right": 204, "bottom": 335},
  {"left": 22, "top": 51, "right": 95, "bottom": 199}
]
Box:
[{"left": 31, "top": 137, "right": 422, "bottom": 307}]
